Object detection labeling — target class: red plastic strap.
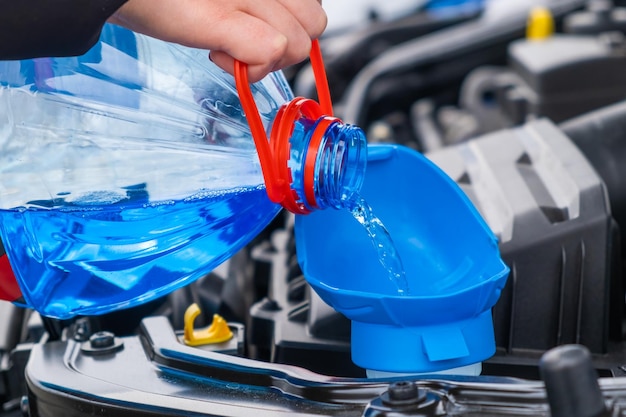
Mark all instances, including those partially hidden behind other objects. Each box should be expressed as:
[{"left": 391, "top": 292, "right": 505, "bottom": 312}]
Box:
[
  {"left": 234, "top": 39, "right": 335, "bottom": 214},
  {"left": 309, "top": 40, "right": 333, "bottom": 115},
  {"left": 0, "top": 255, "right": 21, "bottom": 302}
]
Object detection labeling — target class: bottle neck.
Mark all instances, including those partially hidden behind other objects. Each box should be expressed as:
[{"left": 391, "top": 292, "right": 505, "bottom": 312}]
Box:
[
  {"left": 287, "top": 116, "right": 367, "bottom": 212},
  {"left": 235, "top": 41, "right": 357, "bottom": 214}
]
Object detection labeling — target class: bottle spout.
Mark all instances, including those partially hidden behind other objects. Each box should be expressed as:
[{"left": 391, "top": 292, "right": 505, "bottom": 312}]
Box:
[{"left": 234, "top": 40, "right": 366, "bottom": 214}]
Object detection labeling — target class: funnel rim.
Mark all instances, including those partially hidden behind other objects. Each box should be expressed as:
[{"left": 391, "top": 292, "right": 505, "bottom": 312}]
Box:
[{"left": 305, "top": 260, "right": 509, "bottom": 302}]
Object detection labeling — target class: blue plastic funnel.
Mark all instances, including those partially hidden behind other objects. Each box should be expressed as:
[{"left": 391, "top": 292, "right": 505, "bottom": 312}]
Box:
[{"left": 294, "top": 144, "right": 509, "bottom": 374}]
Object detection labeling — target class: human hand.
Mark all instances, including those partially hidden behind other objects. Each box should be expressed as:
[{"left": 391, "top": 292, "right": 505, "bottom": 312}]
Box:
[{"left": 109, "top": 0, "right": 327, "bottom": 82}]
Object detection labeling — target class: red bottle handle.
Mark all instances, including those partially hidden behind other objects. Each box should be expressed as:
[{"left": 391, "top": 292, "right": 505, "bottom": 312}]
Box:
[{"left": 234, "top": 40, "right": 338, "bottom": 214}]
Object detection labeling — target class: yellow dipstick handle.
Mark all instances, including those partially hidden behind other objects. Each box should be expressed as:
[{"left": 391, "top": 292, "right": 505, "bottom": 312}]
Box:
[
  {"left": 527, "top": 7, "right": 555, "bottom": 41},
  {"left": 183, "top": 303, "right": 233, "bottom": 346}
]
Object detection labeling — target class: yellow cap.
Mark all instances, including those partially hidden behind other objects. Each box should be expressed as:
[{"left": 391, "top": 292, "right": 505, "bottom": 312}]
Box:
[
  {"left": 183, "top": 303, "right": 233, "bottom": 346},
  {"left": 526, "top": 6, "right": 555, "bottom": 41}
]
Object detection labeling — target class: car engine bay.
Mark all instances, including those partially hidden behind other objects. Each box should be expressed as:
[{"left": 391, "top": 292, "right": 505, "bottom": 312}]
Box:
[{"left": 3, "top": 0, "right": 626, "bottom": 415}]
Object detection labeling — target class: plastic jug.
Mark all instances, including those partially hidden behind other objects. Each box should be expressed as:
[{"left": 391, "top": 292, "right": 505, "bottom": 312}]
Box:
[
  {"left": 0, "top": 24, "right": 367, "bottom": 319},
  {"left": 295, "top": 145, "right": 509, "bottom": 375}
]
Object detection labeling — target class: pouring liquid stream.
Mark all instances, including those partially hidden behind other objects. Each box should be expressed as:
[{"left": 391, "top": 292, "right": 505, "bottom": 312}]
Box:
[{"left": 348, "top": 194, "right": 409, "bottom": 295}]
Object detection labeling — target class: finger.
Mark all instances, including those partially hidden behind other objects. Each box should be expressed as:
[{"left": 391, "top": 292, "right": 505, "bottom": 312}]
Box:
[
  {"left": 209, "top": 0, "right": 313, "bottom": 70},
  {"left": 208, "top": 11, "right": 291, "bottom": 81},
  {"left": 210, "top": 50, "right": 280, "bottom": 83},
  {"left": 276, "top": 0, "right": 327, "bottom": 40}
]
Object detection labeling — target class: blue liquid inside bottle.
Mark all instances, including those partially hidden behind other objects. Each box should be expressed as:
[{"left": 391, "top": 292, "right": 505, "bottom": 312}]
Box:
[
  {"left": 0, "top": 24, "right": 294, "bottom": 318},
  {"left": 0, "top": 23, "right": 374, "bottom": 318},
  {"left": 0, "top": 186, "right": 278, "bottom": 318}
]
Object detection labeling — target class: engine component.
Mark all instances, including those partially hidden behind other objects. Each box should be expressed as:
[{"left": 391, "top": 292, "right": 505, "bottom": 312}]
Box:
[{"left": 21, "top": 315, "right": 626, "bottom": 417}]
